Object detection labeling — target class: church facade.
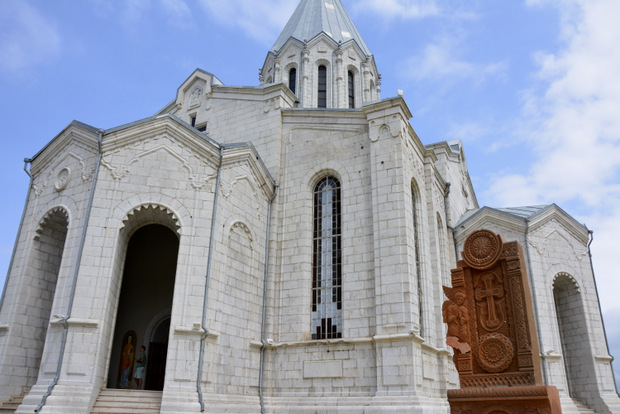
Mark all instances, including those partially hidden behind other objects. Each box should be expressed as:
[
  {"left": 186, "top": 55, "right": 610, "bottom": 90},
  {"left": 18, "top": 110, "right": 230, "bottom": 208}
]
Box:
[{"left": 0, "top": 0, "right": 617, "bottom": 413}]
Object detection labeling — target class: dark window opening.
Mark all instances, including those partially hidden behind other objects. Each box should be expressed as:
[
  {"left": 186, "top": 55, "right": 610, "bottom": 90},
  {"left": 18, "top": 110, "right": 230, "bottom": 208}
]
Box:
[
  {"left": 289, "top": 68, "right": 297, "bottom": 95},
  {"left": 348, "top": 71, "right": 355, "bottom": 108},
  {"left": 318, "top": 65, "right": 327, "bottom": 108}
]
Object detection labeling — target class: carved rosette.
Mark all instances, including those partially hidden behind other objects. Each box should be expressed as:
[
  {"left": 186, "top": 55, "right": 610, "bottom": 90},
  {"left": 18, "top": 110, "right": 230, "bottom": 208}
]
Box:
[
  {"left": 477, "top": 334, "right": 515, "bottom": 373},
  {"left": 463, "top": 229, "right": 503, "bottom": 270},
  {"left": 55, "top": 167, "right": 71, "bottom": 192}
]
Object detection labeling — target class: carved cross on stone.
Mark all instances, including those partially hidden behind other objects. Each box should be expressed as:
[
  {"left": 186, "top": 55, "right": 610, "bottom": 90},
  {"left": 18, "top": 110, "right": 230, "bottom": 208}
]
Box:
[
  {"left": 474, "top": 272, "right": 504, "bottom": 331},
  {"left": 443, "top": 229, "right": 561, "bottom": 414}
]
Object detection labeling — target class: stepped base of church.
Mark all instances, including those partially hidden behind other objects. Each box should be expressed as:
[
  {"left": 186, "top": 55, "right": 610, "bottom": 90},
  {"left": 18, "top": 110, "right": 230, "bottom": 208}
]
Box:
[
  {"left": 447, "top": 385, "right": 562, "bottom": 414},
  {"left": 91, "top": 389, "right": 162, "bottom": 413},
  {"left": 14, "top": 383, "right": 99, "bottom": 414},
  {"left": 265, "top": 396, "right": 449, "bottom": 413},
  {"left": 8, "top": 384, "right": 619, "bottom": 413},
  {"left": 160, "top": 390, "right": 451, "bottom": 414}
]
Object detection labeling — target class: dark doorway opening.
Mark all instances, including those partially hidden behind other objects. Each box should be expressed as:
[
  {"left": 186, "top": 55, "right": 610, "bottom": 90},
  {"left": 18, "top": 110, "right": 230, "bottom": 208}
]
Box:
[
  {"left": 146, "top": 317, "right": 170, "bottom": 390},
  {"left": 107, "top": 224, "right": 179, "bottom": 390}
]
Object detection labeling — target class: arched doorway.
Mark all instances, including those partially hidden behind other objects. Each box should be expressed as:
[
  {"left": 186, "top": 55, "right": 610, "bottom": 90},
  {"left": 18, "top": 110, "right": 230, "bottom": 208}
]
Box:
[
  {"left": 107, "top": 224, "right": 179, "bottom": 390},
  {"left": 144, "top": 314, "right": 170, "bottom": 391}
]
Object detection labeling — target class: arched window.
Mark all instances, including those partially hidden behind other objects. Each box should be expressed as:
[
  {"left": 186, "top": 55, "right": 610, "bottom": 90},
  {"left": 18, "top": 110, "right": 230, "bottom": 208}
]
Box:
[
  {"left": 370, "top": 79, "right": 376, "bottom": 101},
  {"left": 289, "top": 67, "right": 297, "bottom": 95},
  {"left": 318, "top": 65, "right": 327, "bottom": 108},
  {"left": 348, "top": 71, "right": 355, "bottom": 108},
  {"left": 437, "top": 213, "right": 447, "bottom": 285},
  {"left": 312, "top": 176, "right": 342, "bottom": 339},
  {"left": 412, "top": 184, "right": 423, "bottom": 337}
]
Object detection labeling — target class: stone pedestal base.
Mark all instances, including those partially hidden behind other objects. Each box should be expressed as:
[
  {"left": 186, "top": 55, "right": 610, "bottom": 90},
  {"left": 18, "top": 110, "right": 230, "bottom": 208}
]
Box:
[{"left": 447, "top": 385, "right": 562, "bottom": 414}]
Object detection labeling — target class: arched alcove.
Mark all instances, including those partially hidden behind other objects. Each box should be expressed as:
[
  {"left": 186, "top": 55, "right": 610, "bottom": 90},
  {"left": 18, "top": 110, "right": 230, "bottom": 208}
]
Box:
[
  {"left": 553, "top": 272, "right": 593, "bottom": 402},
  {"left": 25, "top": 207, "right": 69, "bottom": 391}
]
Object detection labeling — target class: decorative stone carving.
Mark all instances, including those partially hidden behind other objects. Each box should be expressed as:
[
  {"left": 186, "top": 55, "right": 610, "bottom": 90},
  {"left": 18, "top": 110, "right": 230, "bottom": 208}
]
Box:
[
  {"left": 54, "top": 167, "right": 70, "bottom": 191},
  {"left": 189, "top": 87, "right": 202, "bottom": 108},
  {"left": 264, "top": 97, "right": 281, "bottom": 113},
  {"left": 444, "top": 229, "right": 561, "bottom": 414},
  {"left": 477, "top": 333, "right": 514, "bottom": 373},
  {"left": 463, "top": 229, "right": 503, "bottom": 270},
  {"left": 442, "top": 287, "right": 470, "bottom": 343}
]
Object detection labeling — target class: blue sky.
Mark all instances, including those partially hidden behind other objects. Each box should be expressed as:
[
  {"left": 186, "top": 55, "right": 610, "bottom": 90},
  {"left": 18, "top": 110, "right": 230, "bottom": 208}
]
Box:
[{"left": 1, "top": 0, "right": 619, "bottom": 388}]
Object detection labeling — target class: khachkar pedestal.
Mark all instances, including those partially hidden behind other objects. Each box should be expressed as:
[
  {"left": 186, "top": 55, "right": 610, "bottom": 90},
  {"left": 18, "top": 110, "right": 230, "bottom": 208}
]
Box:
[{"left": 443, "top": 229, "right": 562, "bottom": 414}]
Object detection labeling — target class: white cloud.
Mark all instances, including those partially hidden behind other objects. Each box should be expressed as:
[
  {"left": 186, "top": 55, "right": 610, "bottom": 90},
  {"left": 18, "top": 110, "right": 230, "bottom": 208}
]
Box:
[
  {"left": 353, "top": 0, "right": 441, "bottom": 19},
  {"left": 0, "top": 2, "right": 61, "bottom": 76},
  {"left": 118, "top": 0, "right": 150, "bottom": 27},
  {"left": 486, "top": 0, "right": 620, "bottom": 206},
  {"left": 402, "top": 34, "right": 507, "bottom": 84},
  {"left": 161, "top": 0, "right": 195, "bottom": 29},
  {"left": 198, "top": 0, "right": 296, "bottom": 44},
  {"left": 94, "top": 0, "right": 195, "bottom": 31},
  {"left": 485, "top": 0, "right": 620, "bottom": 314}
]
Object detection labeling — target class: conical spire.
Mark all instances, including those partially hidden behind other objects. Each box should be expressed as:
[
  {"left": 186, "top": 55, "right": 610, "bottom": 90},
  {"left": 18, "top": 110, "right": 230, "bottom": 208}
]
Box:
[
  {"left": 261, "top": 0, "right": 380, "bottom": 108},
  {"left": 271, "top": 0, "right": 371, "bottom": 56}
]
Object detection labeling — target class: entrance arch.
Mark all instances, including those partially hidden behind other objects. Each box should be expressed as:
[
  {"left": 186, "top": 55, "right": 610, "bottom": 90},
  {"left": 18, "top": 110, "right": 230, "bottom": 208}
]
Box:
[{"left": 107, "top": 223, "right": 179, "bottom": 390}]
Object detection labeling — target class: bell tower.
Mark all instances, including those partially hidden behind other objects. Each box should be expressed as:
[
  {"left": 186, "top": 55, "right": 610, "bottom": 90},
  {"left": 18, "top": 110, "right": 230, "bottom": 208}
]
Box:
[{"left": 260, "top": 0, "right": 381, "bottom": 108}]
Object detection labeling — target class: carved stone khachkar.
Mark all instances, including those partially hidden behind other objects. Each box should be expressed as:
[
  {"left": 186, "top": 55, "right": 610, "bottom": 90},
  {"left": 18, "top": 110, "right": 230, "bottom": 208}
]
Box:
[{"left": 443, "top": 229, "right": 562, "bottom": 414}]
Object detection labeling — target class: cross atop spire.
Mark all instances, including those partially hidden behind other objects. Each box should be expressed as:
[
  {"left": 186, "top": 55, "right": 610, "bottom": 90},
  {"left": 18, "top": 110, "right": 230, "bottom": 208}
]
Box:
[{"left": 271, "top": 0, "right": 371, "bottom": 57}]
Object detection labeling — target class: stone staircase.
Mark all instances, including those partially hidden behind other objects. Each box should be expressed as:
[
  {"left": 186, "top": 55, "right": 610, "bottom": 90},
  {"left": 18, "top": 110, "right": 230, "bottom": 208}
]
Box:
[
  {"left": 573, "top": 399, "right": 599, "bottom": 414},
  {"left": 91, "top": 389, "right": 162, "bottom": 414},
  {"left": 0, "top": 395, "right": 23, "bottom": 413}
]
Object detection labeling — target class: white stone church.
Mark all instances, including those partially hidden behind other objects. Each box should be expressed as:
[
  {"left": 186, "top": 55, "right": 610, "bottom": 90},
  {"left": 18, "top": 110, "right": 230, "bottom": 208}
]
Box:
[{"left": 0, "top": 0, "right": 618, "bottom": 413}]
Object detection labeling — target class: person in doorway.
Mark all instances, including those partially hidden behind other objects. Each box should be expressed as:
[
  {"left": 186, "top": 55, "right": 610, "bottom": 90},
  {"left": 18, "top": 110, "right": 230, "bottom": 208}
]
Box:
[
  {"left": 120, "top": 335, "right": 135, "bottom": 388},
  {"left": 134, "top": 345, "right": 147, "bottom": 390}
]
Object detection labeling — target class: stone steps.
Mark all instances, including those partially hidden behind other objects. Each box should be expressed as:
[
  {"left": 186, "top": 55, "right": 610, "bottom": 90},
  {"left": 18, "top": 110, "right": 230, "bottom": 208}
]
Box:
[
  {"left": 574, "top": 399, "right": 598, "bottom": 414},
  {"left": 0, "top": 394, "right": 23, "bottom": 413},
  {"left": 91, "top": 389, "right": 162, "bottom": 414}
]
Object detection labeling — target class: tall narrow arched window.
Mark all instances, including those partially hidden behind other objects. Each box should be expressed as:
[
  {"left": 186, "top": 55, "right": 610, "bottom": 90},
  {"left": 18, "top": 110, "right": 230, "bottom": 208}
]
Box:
[
  {"left": 289, "top": 67, "right": 297, "bottom": 95},
  {"left": 318, "top": 65, "right": 327, "bottom": 108},
  {"left": 348, "top": 71, "right": 355, "bottom": 108},
  {"left": 437, "top": 214, "right": 447, "bottom": 285},
  {"left": 370, "top": 79, "right": 376, "bottom": 101},
  {"left": 312, "top": 176, "right": 342, "bottom": 339},
  {"left": 412, "top": 184, "right": 424, "bottom": 337}
]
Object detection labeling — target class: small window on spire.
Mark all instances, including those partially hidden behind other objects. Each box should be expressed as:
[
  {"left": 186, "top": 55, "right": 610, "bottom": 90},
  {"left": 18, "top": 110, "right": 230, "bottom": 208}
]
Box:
[
  {"left": 348, "top": 71, "right": 355, "bottom": 109},
  {"left": 289, "top": 68, "right": 297, "bottom": 95},
  {"left": 318, "top": 65, "right": 327, "bottom": 108}
]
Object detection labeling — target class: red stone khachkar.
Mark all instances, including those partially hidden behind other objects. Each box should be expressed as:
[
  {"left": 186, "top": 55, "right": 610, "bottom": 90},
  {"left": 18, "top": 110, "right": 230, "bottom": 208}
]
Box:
[{"left": 443, "top": 229, "right": 562, "bottom": 414}]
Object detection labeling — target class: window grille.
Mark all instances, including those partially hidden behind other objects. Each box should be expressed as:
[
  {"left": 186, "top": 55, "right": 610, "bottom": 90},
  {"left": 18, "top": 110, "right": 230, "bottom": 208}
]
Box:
[
  {"left": 312, "top": 176, "right": 342, "bottom": 339},
  {"left": 348, "top": 71, "right": 355, "bottom": 108},
  {"left": 318, "top": 65, "right": 327, "bottom": 108},
  {"left": 412, "top": 186, "right": 424, "bottom": 337}
]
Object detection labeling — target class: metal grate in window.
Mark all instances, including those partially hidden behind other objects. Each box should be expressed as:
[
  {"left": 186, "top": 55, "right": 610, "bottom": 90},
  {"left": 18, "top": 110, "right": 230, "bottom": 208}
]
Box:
[
  {"left": 312, "top": 176, "right": 342, "bottom": 340},
  {"left": 412, "top": 186, "right": 424, "bottom": 337},
  {"left": 348, "top": 71, "right": 355, "bottom": 109},
  {"left": 318, "top": 65, "right": 327, "bottom": 108}
]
